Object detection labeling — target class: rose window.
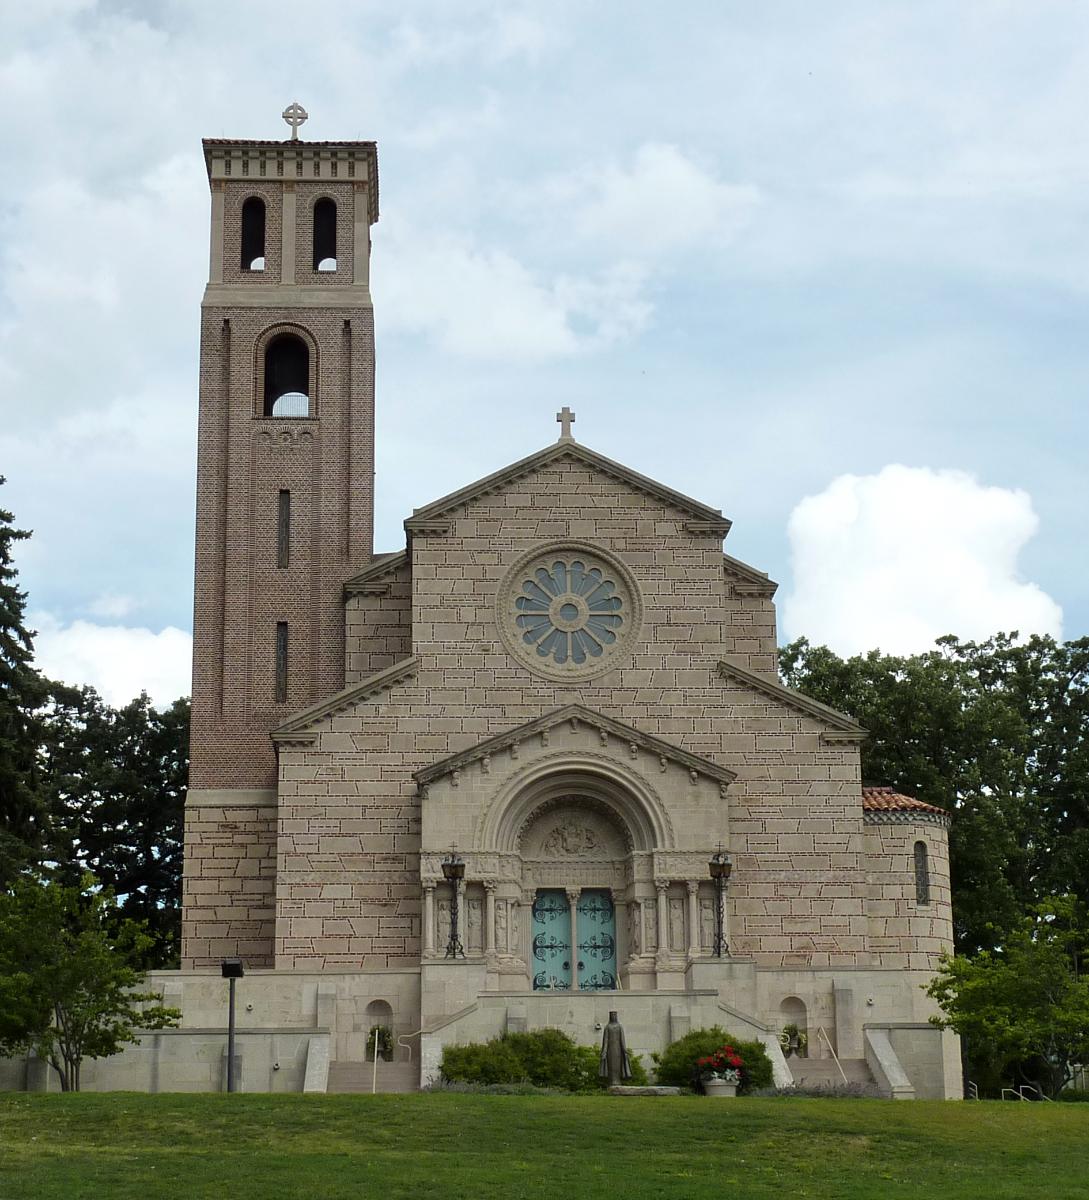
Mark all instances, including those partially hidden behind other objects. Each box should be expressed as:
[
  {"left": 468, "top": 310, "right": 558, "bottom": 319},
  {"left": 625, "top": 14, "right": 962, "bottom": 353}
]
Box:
[{"left": 514, "top": 559, "right": 625, "bottom": 666}]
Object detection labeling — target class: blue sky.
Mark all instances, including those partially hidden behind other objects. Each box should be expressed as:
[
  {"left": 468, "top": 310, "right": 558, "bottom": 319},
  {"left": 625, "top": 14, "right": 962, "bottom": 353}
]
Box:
[{"left": 1, "top": 1, "right": 1085, "bottom": 703}]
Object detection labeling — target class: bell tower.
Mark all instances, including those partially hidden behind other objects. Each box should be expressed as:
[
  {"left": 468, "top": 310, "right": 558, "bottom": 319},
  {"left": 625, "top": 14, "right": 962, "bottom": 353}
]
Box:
[{"left": 189, "top": 112, "right": 379, "bottom": 796}]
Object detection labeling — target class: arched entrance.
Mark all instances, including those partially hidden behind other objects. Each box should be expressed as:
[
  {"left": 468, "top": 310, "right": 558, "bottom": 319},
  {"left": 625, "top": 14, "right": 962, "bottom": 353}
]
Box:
[{"left": 518, "top": 797, "right": 629, "bottom": 991}]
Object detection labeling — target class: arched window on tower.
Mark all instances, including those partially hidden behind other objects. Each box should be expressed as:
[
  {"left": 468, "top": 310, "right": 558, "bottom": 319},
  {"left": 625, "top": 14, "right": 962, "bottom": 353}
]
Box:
[
  {"left": 241, "top": 197, "right": 266, "bottom": 271},
  {"left": 914, "top": 841, "right": 930, "bottom": 906},
  {"left": 313, "top": 198, "right": 337, "bottom": 271},
  {"left": 263, "top": 334, "right": 310, "bottom": 417}
]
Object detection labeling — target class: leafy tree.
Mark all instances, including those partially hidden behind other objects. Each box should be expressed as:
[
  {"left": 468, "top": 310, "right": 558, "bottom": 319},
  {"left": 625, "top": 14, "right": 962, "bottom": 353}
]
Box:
[
  {"left": 0, "top": 875, "right": 180, "bottom": 1091},
  {"left": 0, "top": 477, "right": 48, "bottom": 884},
  {"left": 779, "top": 634, "right": 1089, "bottom": 954},
  {"left": 39, "top": 687, "right": 189, "bottom": 966},
  {"left": 926, "top": 897, "right": 1089, "bottom": 1097}
]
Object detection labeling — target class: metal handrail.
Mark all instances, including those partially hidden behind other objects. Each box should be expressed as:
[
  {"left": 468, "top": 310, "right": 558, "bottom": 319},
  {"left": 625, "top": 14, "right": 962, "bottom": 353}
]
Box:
[
  {"left": 967, "top": 1080, "right": 979, "bottom": 1100},
  {"left": 815, "top": 1026, "right": 849, "bottom": 1085}
]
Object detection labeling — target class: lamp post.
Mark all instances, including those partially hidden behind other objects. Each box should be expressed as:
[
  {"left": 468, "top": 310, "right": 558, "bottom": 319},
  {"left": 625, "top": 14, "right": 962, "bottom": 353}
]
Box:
[
  {"left": 708, "top": 846, "right": 732, "bottom": 958},
  {"left": 441, "top": 850, "right": 465, "bottom": 958},
  {"left": 221, "top": 957, "right": 245, "bottom": 1092}
]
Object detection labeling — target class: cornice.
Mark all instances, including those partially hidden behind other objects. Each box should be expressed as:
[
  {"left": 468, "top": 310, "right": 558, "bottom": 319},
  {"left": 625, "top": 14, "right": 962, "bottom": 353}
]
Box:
[
  {"left": 343, "top": 551, "right": 409, "bottom": 597},
  {"left": 403, "top": 441, "right": 731, "bottom": 537},
  {"left": 414, "top": 703, "right": 737, "bottom": 789},
  {"left": 864, "top": 809, "right": 951, "bottom": 829},
  {"left": 722, "top": 553, "right": 778, "bottom": 599},
  {"left": 715, "top": 659, "right": 866, "bottom": 741},
  {"left": 271, "top": 657, "right": 418, "bottom": 744}
]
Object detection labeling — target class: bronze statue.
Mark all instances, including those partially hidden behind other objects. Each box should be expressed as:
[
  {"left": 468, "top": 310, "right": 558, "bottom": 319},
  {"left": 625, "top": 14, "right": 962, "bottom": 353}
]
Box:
[{"left": 599, "top": 1010, "right": 632, "bottom": 1086}]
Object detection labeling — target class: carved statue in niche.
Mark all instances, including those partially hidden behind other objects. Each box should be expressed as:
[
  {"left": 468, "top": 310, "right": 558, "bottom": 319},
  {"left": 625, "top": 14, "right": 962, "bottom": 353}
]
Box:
[
  {"left": 436, "top": 898, "right": 451, "bottom": 950},
  {"left": 467, "top": 898, "right": 483, "bottom": 953},
  {"left": 542, "top": 818, "right": 602, "bottom": 858},
  {"left": 626, "top": 902, "right": 642, "bottom": 956},
  {"left": 699, "top": 897, "right": 715, "bottom": 951},
  {"left": 495, "top": 900, "right": 508, "bottom": 954},
  {"left": 510, "top": 903, "right": 521, "bottom": 957},
  {"left": 668, "top": 897, "right": 685, "bottom": 952},
  {"left": 642, "top": 899, "right": 657, "bottom": 953}
]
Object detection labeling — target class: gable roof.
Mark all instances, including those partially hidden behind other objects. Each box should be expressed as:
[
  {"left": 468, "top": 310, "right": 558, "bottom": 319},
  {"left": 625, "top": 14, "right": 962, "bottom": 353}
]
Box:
[
  {"left": 723, "top": 554, "right": 778, "bottom": 599},
  {"left": 404, "top": 440, "right": 732, "bottom": 538},
  {"left": 715, "top": 659, "right": 866, "bottom": 742},
  {"left": 343, "top": 550, "right": 408, "bottom": 596},
  {"left": 271, "top": 657, "right": 418, "bottom": 745},
  {"left": 414, "top": 702, "right": 738, "bottom": 788}
]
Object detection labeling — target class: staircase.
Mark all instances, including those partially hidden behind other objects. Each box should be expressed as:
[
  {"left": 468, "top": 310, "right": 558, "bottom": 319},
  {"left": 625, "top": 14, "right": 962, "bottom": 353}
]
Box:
[
  {"left": 327, "top": 1060, "right": 419, "bottom": 1094},
  {"left": 787, "top": 1057, "right": 876, "bottom": 1091}
]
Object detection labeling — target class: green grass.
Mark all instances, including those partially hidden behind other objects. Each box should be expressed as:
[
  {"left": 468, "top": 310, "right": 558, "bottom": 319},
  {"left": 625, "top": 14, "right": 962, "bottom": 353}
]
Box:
[{"left": 0, "top": 1093, "right": 1086, "bottom": 1200}]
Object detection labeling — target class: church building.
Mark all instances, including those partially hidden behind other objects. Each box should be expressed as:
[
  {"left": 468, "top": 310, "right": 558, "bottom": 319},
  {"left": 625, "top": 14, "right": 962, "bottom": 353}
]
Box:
[{"left": 22, "top": 117, "right": 965, "bottom": 1097}]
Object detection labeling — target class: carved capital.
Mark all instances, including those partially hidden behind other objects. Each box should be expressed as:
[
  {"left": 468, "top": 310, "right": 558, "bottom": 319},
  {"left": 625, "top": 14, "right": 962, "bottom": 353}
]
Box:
[
  {"left": 654, "top": 879, "right": 669, "bottom": 895},
  {"left": 686, "top": 880, "right": 699, "bottom": 896}
]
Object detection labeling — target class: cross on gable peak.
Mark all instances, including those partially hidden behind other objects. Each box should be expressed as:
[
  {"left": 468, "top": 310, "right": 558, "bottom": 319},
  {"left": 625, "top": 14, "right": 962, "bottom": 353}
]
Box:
[
  {"left": 556, "top": 407, "right": 576, "bottom": 441},
  {"left": 282, "top": 102, "right": 309, "bottom": 140}
]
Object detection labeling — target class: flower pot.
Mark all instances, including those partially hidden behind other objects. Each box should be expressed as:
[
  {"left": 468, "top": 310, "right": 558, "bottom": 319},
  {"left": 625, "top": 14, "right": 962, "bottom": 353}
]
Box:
[{"left": 703, "top": 1079, "right": 737, "bottom": 1098}]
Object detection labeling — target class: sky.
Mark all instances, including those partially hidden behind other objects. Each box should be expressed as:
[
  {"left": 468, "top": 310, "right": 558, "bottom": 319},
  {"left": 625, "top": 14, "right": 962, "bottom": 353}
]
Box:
[{"left": 2, "top": 0, "right": 1086, "bottom": 706}]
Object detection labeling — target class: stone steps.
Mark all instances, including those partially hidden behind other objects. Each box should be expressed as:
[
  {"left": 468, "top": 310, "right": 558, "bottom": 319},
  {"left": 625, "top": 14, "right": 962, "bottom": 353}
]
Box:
[
  {"left": 327, "top": 1060, "right": 419, "bottom": 1094},
  {"left": 787, "top": 1057, "right": 876, "bottom": 1089}
]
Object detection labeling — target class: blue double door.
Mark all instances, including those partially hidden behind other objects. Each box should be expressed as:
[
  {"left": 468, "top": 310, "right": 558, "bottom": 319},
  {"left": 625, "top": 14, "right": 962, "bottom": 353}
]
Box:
[{"left": 531, "top": 889, "right": 617, "bottom": 991}]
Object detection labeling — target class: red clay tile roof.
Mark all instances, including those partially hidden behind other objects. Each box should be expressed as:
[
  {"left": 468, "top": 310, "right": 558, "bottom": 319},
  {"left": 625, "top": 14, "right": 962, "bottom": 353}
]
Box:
[{"left": 862, "top": 786, "right": 946, "bottom": 816}]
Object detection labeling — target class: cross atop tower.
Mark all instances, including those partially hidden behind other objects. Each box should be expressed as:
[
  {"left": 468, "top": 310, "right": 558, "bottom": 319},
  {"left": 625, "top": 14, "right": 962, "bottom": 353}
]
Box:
[
  {"left": 556, "top": 407, "right": 576, "bottom": 441},
  {"left": 282, "top": 101, "right": 309, "bottom": 140}
]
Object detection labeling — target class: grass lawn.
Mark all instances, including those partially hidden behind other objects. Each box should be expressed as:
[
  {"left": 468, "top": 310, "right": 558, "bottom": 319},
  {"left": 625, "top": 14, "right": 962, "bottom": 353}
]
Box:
[{"left": 0, "top": 1093, "right": 1086, "bottom": 1200}]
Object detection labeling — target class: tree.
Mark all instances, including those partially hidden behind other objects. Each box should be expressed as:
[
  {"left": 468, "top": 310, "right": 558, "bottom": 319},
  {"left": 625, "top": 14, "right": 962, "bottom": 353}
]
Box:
[
  {"left": 0, "top": 477, "right": 48, "bottom": 885},
  {"left": 39, "top": 687, "right": 189, "bottom": 966},
  {"left": 0, "top": 876, "right": 180, "bottom": 1091},
  {"left": 926, "top": 897, "right": 1089, "bottom": 1097},
  {"left": 779, "top": 634, "right": 1089, "bottom": 954}
]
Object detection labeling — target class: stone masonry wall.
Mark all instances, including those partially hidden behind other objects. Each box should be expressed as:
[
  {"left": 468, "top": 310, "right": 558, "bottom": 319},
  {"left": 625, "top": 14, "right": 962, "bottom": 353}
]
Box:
[
  {"left": 345, "top": 558, "right": 412, "bottom": 683},
  {"left": 182, "top": 801, "right": 277, "bottom": 968},
  {"left": 865, "top": 819, "right": 954, "bottom": 970},
  {"left": 273, "top": 455, "right": 870, "bottom": 970}
]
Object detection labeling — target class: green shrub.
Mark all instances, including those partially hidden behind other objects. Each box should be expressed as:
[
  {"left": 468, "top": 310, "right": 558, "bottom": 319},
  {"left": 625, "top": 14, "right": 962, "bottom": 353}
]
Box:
[
  {"left": 652, "top": 1026, "right": 773, "bottom": 1094},
  {"left": 1056, "top": 1088, "right": 1089, "bottom": 1102},
  {"left": 440, "top": 1028, "right": 649, "bottom": 1093}
]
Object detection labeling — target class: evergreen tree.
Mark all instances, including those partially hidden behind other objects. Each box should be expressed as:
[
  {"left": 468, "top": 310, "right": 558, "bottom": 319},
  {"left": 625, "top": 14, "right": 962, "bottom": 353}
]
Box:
[
  {"left": 40, "top": 687, "right": 188, "bottom": 967},
  {"left": 0, "top": 477, "right": 47, "bottom": 884}
]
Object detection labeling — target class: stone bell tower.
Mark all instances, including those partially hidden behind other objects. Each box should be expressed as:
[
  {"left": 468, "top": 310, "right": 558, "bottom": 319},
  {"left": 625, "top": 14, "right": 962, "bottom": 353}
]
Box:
[{"left": 189, "top": 108, "right": 379, "bottom": 796}]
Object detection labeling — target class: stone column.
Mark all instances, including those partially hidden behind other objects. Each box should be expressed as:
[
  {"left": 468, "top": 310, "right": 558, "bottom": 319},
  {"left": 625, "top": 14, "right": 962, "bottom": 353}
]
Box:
[
  {"left": 209, "top": 182, "right": 224, "bottom": 283},
  {"left": 686, "top": 881, "right": 700, "bottom": 959},
  {"left": 484, "top": 881, "right": 497, "bottom": 959},
  {"left": 655, "top": 879, "right": 670, "bottom": 962},
  {"left": 566, "top": 887, "right": 581, "bottom": 991},
  {"left": 353, "top": 181, "right": 370, "bottom": 286},
  {"left": 281, "top": 182, "right": 296, "bottom": 284},
  {"left": 422, "top": 884, "right": 435, "bottom": 957}
]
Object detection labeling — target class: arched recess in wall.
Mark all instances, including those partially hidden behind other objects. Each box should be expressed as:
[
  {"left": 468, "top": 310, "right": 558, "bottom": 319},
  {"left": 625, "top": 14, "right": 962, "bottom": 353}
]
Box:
[
  {"left": 914, "top": 841, "right": 930, "bottom": 905},
  {"left": 262, "top": 331, "right": 311, "bottom": 417},
  {"left": 779, "top": 996, "right": 808, "bottom": 1057},
  {"left": 313, "top": 197, "right": 337, "bottom": 271},
  {"left": 365, "top": 999, "right": 394, "bottom": 1061},
  {"left": 241, "top": 196, "right": 266, "bottom": 271}
]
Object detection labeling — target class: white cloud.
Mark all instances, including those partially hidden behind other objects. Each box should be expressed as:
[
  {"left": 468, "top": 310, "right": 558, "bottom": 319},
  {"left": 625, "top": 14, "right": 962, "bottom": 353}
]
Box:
[
  {"left": 781, "top": 465, "right": 1063, "bottom": 655},
  {"left": 376, "top": 219, "right": 650, "bottom": 359},
  {"left": 31, "top": 613, "right": 192, "bottom": 708},
  {"left": 569, "top": 143, "right": 761, "bottom": 258},
  {"left": 86, "top": 593, "right": 137, "bottom": 620}
]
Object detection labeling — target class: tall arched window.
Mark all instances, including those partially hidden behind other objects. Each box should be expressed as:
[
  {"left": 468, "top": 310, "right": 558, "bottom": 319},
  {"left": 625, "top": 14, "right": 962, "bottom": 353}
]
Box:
[
  {"left": 241, "top": 197, "right": 266, "bottom": 271},
  {"left": 914, "top": 841, "right": 930, "bottom": 906},
  {"left": 313, "top": 198, "right": 337, "bottom": 271},
  {"left": 263, "top": 334, "right": 310, "bottom": 417}
]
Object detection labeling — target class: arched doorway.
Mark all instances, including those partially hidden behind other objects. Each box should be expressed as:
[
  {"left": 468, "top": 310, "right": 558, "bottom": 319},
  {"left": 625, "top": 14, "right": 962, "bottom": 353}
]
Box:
[{"left": 516, "top": 794, "right": 631, "bottom": 992}]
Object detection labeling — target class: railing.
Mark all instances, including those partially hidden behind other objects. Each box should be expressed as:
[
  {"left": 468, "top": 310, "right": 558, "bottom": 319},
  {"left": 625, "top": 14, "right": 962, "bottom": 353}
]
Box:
[
  {"left": 1001, "top": 1085, "right": 1052, "bottom": 1101},
  {"left": 966, "top": 1080, "right": 979, "bottom": 1100},
  {"left": 814, "top": 1026, "right": 849, "bottom": 1085}
]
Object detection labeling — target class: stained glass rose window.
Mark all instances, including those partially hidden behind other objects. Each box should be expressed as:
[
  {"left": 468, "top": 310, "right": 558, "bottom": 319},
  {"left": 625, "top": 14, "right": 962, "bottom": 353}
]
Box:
[{"left": 499, "top": 544, "right": 640, "bottom": 679}]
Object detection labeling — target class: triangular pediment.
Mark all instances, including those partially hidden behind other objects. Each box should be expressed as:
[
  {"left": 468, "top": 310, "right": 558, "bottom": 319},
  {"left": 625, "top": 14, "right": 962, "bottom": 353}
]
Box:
[
  {"left": 715, "top": 659, "right": 866, "bottom": 742},
  {"left": 413, "top": 703, "right": 737, "bottom": 788},
  {"left": 403, "top": 440, "right": 732, "bottom": 538},
  {"left": 271, "top": 657, "right": 418, "bottom": 745}
]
